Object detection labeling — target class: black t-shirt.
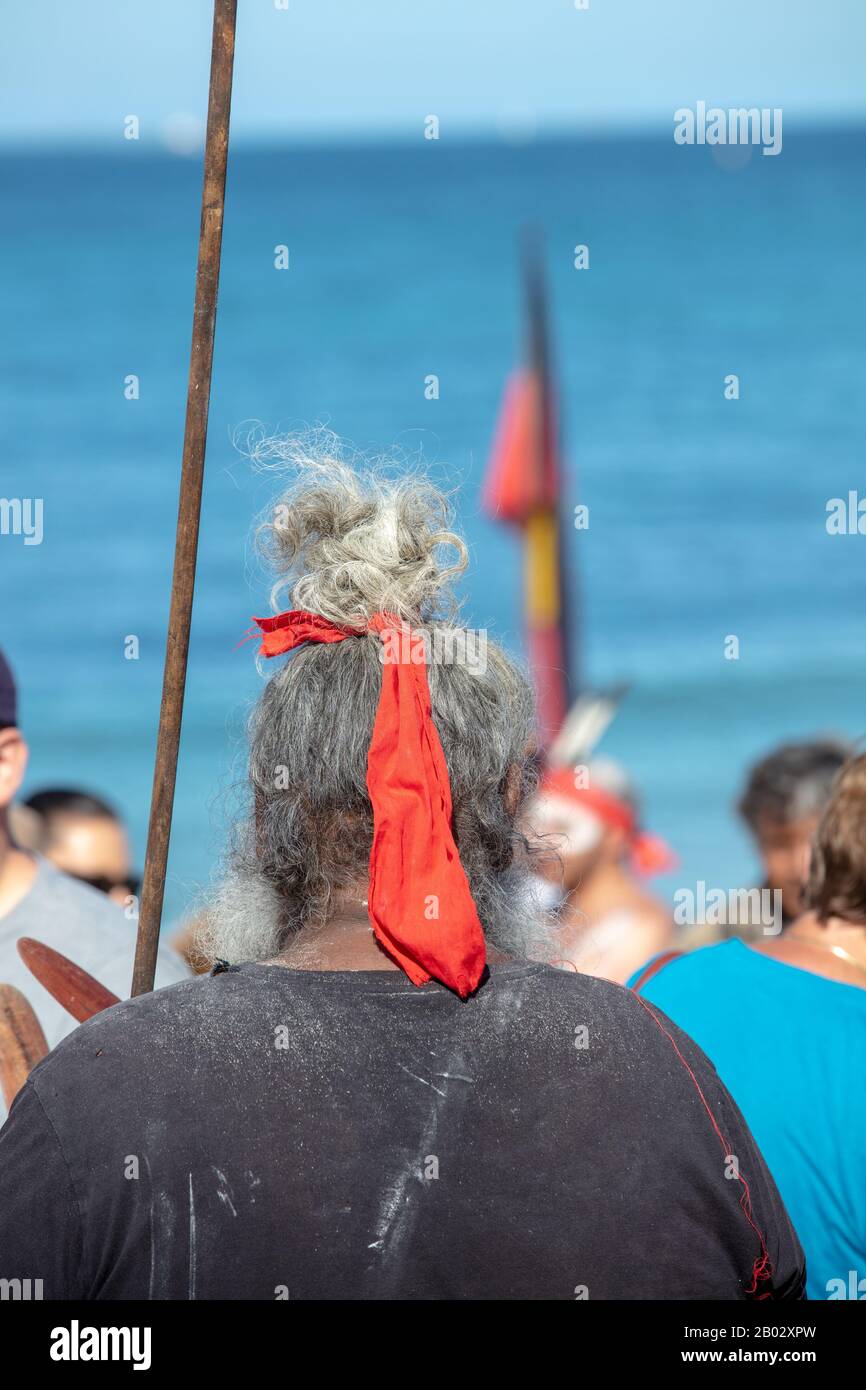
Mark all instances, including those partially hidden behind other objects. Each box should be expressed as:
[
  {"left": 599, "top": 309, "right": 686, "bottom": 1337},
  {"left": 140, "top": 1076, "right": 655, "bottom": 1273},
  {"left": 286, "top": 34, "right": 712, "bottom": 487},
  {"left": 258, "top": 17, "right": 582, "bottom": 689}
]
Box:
[{"left": 0, "top": 961, "right": 805, "bottom": 1300}]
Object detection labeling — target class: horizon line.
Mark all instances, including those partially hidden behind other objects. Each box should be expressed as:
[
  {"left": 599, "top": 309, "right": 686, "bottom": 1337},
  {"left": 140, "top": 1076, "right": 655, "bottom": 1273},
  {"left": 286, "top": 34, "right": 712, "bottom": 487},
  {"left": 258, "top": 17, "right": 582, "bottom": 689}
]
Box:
[{"left": 1, "top": 112, "right": 865, "bottom": 158}]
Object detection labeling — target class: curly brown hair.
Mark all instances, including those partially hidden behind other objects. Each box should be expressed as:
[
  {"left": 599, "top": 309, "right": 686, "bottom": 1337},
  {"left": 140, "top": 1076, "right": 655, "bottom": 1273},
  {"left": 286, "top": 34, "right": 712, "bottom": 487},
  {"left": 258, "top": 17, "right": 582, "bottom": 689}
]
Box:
[{"left": 806, "top": 754, "right": 866, "bottom": 925}]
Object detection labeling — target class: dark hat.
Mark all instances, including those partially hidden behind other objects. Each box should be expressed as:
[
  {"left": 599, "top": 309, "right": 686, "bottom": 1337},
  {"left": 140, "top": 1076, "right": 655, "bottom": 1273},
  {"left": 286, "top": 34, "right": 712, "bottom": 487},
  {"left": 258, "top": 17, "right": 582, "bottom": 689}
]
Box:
[{"left": 0, "top": 647, "right": 18, "bottom": 727}]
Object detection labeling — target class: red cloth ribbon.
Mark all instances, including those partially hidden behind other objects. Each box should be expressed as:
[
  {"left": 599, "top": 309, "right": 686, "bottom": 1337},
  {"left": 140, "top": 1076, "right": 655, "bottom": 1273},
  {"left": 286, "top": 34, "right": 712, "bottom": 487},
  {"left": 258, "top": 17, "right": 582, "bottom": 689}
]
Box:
[
  {"left": 541, "top": 766, "right": 678, "bottom": 877},
  {"left": 250, "top": 609, "right": 487, "bottom": 997}
]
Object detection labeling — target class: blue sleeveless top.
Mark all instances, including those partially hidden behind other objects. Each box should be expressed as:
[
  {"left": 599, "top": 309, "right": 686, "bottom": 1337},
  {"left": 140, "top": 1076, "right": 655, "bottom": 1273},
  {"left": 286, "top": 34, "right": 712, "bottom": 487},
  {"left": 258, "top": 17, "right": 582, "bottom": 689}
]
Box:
[{"left": 629, "top": 939, "right": 866, "bottom": 1300}]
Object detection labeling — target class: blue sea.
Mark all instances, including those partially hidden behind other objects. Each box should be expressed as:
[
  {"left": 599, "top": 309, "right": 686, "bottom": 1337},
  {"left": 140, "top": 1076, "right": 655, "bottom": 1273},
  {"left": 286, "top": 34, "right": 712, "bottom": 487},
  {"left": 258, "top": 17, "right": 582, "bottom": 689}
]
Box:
[{"left": 2, "top": 129, "right": 865, "bottom": 928}]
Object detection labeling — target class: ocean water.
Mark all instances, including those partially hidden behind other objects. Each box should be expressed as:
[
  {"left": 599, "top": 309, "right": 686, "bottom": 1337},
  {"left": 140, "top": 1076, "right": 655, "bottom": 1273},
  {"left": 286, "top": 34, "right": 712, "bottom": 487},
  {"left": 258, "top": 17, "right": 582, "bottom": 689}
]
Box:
[{"left": 2, "top": 130, "right": 865, "bottom": 929}]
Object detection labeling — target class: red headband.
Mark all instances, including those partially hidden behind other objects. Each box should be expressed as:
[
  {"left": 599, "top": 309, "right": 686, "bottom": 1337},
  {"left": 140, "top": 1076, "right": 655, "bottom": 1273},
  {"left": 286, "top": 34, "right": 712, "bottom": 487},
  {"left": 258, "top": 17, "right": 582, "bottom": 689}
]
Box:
[
  {"left": 251, "top": 609, "right": 486, "bottom": 998},
  {"left": 540, "top": 766, "right": 677, "bottom": 877}
]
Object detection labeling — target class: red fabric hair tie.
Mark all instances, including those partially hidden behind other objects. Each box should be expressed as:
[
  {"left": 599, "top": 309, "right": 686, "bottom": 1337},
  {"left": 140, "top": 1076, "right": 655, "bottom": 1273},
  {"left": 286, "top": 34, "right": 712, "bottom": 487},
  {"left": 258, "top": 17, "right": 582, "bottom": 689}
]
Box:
[{"left": 249, "top": 609, "right": 486, "bottom": 998}]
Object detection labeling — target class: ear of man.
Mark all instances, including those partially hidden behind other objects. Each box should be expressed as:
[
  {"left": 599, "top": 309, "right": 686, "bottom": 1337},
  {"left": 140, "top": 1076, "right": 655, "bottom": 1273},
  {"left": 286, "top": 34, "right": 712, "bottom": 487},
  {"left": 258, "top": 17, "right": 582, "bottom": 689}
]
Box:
[
  {"left": 503, "top": 762, "right": 524, "bottom": 820},
  {"left": 0, "top": 729, "right": 29, "bottom": 811}
]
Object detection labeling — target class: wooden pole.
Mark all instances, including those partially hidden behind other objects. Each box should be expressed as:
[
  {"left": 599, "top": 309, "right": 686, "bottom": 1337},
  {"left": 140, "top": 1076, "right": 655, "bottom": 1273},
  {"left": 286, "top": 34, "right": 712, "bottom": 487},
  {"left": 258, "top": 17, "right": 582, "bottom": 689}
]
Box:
[{"left": 131, "top": 0, "right": 237, "bottom": 996}]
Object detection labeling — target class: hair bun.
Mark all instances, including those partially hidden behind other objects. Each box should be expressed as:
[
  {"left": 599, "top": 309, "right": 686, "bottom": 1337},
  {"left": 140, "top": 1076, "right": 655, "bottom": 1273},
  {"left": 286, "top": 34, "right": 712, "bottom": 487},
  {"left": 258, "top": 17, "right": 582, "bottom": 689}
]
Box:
[{"left": 249, "top": 432, "right": 467, "bottom": 626}]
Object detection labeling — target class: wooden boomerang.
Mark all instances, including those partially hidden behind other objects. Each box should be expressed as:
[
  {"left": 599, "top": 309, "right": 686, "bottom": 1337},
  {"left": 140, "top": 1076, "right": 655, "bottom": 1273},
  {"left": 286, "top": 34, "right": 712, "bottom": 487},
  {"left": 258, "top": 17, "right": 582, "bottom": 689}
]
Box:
[
  {"left": 0, "top": 983, "right": 49, "bottom": 1108},
  {"left": 17, "top": 937, "right": 120, "bottom": 1023}
]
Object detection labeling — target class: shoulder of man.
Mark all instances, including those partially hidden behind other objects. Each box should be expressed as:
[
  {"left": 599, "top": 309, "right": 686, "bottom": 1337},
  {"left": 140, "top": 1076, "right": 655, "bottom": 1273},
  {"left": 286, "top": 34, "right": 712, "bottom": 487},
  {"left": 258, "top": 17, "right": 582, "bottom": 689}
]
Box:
[
  {"left": 515, "top": 960, "right": 724, "bottom": 1075},
  {"left": 528, "top": 964, "right": 804, "bottom": 1297},
  {"left": 26, "top": 969, "right": 215, "bottom": 1095}
]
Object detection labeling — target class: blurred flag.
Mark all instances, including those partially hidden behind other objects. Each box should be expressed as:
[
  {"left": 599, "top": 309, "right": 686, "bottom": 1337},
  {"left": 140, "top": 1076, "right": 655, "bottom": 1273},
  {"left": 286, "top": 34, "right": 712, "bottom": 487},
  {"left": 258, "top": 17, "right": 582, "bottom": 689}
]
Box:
[{"left": 483, "top": 239, "right": 573, "bottom": 749}]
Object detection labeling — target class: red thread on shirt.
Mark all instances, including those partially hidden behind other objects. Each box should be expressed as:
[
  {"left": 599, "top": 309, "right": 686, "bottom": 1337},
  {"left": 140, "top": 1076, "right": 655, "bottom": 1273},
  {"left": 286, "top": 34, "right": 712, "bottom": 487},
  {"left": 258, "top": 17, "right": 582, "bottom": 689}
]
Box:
[{"left": 632, "top": 992, "right": 773, "bottom": 1298}]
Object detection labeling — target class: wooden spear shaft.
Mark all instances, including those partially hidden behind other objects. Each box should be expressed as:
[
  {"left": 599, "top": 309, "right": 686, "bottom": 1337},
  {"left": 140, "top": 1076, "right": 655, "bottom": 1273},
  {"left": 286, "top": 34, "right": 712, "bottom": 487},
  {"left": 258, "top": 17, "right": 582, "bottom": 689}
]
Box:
[{"left": 131, "top": 0, "right": 237, "bottom": 996}]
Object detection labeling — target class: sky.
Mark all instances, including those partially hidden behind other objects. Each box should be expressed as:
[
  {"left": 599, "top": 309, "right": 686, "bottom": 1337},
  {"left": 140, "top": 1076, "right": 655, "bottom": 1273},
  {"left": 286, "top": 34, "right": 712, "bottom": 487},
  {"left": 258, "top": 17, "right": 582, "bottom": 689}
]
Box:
[{"left": 0, "top": 0, "right": 864, "bottom": 148}]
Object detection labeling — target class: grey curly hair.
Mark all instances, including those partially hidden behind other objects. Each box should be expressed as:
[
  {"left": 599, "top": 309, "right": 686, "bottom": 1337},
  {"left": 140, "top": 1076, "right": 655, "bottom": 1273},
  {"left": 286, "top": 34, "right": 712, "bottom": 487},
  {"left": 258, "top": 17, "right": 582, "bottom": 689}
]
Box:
[{"left": 202, "top": 435, "right": 545, "bottom": 966}]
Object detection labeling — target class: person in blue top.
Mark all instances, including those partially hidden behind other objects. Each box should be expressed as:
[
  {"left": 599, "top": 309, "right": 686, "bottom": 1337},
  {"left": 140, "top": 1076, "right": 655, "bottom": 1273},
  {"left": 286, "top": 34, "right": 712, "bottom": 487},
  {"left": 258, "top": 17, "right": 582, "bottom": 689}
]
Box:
[{"left": 630, "top": 752, "right": 866, "bottom": 1300}]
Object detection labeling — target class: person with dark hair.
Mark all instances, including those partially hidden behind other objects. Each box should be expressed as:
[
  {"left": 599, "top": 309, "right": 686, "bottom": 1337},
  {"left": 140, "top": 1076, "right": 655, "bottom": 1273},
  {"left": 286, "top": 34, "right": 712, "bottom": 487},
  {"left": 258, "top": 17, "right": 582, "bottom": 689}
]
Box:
[
  {"left": 631, "top": 751, "right": 866, "bottom": 1298},
  {"left": 0, "top": 449, "right": 804, "bottom": 1300},
  {"left": 738, "top": 738, "right": 850, "bottom": 928},
  {"left": 20, "top": 787, "right": 138, "bottom": 905},
  {"left": 0, "top": 649, "right": 16, "bottom": 734},
  {"left": 0, "top": 646, "right": 186, "bottom": 1121}
]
